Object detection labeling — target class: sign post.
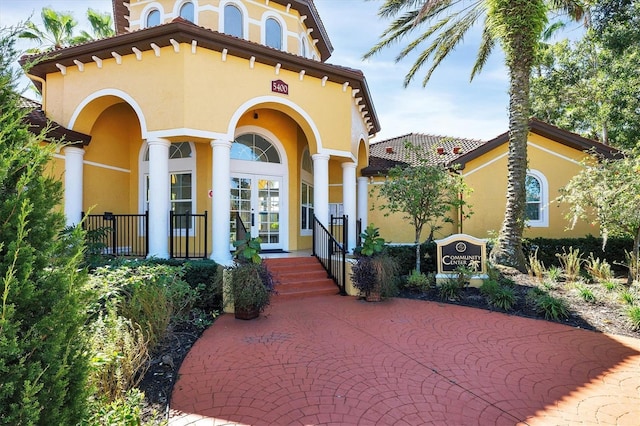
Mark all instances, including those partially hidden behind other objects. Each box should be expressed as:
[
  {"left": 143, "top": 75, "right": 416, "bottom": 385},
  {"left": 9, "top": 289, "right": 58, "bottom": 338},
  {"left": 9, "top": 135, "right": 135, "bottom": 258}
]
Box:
[{"left": 435, "top": 234, "right": 488, "bottom": 287}]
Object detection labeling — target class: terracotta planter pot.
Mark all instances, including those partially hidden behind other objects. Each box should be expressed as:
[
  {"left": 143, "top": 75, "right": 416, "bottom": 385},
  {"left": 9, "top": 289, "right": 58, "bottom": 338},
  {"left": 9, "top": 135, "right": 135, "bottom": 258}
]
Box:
[{"left": 234, "top": 305, "right": 259, "bottom": 320}]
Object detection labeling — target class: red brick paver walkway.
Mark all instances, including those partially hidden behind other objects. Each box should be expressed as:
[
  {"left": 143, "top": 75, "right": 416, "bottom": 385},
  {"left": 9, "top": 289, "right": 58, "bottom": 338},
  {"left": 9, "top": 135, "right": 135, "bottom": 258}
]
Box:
[{"left": 170, "top": 296, "right": 640, "bottom": 425}]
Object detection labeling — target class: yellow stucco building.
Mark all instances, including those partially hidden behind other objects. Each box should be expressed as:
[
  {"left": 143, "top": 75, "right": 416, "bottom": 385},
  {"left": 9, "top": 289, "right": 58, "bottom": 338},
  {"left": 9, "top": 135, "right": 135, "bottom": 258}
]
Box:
[
  {"left": 23, "top": 0, "right": 379, "bottom": 264},
  {"left": 364, "top": 119, "right": 619, "bottom": 244}
]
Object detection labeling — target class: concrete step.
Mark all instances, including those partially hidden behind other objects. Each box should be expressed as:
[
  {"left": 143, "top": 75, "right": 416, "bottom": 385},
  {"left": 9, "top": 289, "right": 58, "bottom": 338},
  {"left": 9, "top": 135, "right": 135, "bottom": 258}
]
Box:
[{"left": 264, "top": 257, "right": 340, "bottom": 299}]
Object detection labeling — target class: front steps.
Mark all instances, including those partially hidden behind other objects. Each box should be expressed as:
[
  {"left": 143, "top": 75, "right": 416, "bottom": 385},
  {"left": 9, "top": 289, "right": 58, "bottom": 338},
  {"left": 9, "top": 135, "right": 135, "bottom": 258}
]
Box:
[{"left": 264, "top": 256, "right": 339, "bottom": 299}]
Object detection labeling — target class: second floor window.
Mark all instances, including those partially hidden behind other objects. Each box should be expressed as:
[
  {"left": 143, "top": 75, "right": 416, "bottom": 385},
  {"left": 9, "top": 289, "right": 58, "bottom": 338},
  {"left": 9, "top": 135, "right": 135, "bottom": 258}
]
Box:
[
  {"left": 179, "top": 2, "right": 195, "bottom": 22},
  {"left": 224, "top": 4, "right": 243, "bottom": 38},
  {"left": 146, "top": 9, "right": 161, "bottom": 28},
  {"left": 265, "top": 18, "right": 282, "bottom": 50}
]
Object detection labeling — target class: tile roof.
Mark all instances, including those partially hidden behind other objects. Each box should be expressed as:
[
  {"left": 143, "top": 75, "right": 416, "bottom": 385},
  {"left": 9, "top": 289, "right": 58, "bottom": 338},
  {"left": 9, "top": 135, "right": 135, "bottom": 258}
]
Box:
[
  {"left": 364, "top": 119, "right": 622, "bottom": 177},
  {"left": 362, "top": 133, "right": 485, "bottom": 176},
  {"left": 20, "top": 97, "right": 91, "bottom": 145}
]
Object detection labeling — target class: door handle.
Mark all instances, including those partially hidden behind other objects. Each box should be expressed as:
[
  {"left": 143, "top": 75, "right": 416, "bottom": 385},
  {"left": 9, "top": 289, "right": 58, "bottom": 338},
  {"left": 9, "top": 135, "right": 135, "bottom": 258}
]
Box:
[{"left": 251, "top": 212, "right": 255, "bottom": 226}]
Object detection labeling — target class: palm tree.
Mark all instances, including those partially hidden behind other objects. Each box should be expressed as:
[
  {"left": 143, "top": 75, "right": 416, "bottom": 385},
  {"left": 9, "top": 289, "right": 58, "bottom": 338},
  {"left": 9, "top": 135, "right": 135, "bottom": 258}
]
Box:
[
  {"left": 72, "top": 9, "right": 115, "bottom": 44},
  {"left": 365, "top": 0, "right": 587, "bottom": 271},
  {"left": 19, "top": 7, "right": 77, "bottom": 51}
]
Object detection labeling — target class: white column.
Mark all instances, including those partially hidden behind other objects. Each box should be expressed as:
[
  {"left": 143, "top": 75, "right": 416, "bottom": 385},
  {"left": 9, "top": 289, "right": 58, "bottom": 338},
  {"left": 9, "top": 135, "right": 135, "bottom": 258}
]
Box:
[
  {"left": 210, "top": 139, "right": 233, "bottom": 266},
  {"left": 312, "top": 153, "right": 330, "bottom": 227},
  {"left": 147, "top": 139, "right": 170, "bottom": 259},
  {"left": 357, "top": 176, "right": 369, "bottom": 232},
  {"left": 342, "top": 162, "right": 357, "bottom": 253},
  {"left": 63, "top": 146, "right": 85, "bottom": 227}
]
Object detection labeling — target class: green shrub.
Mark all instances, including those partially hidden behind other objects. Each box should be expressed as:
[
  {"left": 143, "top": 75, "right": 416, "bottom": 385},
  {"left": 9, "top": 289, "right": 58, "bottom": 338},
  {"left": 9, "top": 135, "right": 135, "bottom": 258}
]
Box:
[
  {"left": 84, "top": 389, "right": 161, "bottom": 426},
  {"left": 438, "top": 280, "right": 462, "bottom": 300},
  {"left": 601, "top": 280, "right": 618, "bottom": 291},
  {"left": 87, "top": 309, "right": 149, "bottom": 402},
  {"left": 479, "top": 279, "right": 500, "bottom": 297},
  {"left": 627, "top": 306, "right": 640, "bottom": 331},
  {"left": 556, "top": 247, "right": 584, "bottom": 282},
  {"left": 385, "top": 242, "right": 437, "bottom": 275},
  {"left": 534, "top": 294, "right": 569, "bottom": 321},
  {"left": 547, "top": 265, "right": 563, "bottom": 282},
  {"left": 585, "top": 254, "right": 613, "bottom": 281},
  {"left": 183, "top": 259, "right": 221, "bottom": 312},
  {"left": 575, "top": 284, "right": 597, "bottom": 303},
  {"left": 0, "top": 31, "right": 91, "bottom": 424},
  {"left": 489, "top": 286, "right": 516, "bottom": 311},
  {"left": 619, "top": 289, "right": 636, "bottom": 305},
  {"left": 405, "top": 269, "right": 432, "bottom": 292}
]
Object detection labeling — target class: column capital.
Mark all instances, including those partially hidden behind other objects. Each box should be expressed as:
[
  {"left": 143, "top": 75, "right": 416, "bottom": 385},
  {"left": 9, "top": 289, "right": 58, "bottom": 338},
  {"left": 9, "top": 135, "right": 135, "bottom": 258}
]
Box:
[
  {"left": 63, "top": 146, "right": 85, "bottom": 156},
  {"left": 210, "top": 139, "right": 232, "bottom": 149},
  {"left": 311, "top": 152, "right": 330, "bottom": 162},
  {"left": 146, "top": 138, "right": 171, "bottom": 148},
  {"left": 341, "top": 161, "right": 357, "bottom": 170}
]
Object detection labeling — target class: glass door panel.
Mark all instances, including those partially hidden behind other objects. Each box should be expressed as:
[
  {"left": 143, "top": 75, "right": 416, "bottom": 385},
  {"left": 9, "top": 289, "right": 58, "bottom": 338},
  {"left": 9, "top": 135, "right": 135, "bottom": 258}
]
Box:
[{"left": 230, "top": 175, "right": 282, "bottom": 250}]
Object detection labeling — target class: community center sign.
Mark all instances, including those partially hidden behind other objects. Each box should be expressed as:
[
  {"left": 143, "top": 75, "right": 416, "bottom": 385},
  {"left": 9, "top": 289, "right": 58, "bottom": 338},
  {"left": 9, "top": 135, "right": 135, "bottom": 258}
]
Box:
[{"left": 435, "top": 234, "right": 487, "bottom": 275}]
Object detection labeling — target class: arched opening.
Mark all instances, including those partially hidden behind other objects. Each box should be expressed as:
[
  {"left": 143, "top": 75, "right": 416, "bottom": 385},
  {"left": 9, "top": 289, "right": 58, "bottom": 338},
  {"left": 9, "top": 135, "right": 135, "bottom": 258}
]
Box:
[
  {"left": 179, "top": 2, "right": 195, "bottom": 22},
  {"left": 224, "top": 4, "right": 243, "bottom": 38}
]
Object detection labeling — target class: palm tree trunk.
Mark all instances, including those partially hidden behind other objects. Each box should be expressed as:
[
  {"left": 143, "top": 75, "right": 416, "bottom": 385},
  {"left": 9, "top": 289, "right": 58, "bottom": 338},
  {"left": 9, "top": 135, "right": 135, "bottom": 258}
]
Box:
[{"left": 490, "top": 40, "right": 532, "bottom": 272}]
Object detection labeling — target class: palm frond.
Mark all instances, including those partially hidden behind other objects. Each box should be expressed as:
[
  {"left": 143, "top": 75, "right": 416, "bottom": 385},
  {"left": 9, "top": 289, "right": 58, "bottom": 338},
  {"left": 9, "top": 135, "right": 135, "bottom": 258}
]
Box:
[{"left": 470, "top": 18, "right": 496, "bottom": 80}]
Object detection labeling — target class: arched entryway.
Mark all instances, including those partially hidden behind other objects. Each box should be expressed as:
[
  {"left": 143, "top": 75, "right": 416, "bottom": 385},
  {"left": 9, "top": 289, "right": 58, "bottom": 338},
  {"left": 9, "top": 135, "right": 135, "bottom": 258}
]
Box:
[{"left": 230, "top": 127, "right": 288, "bottom": 251}]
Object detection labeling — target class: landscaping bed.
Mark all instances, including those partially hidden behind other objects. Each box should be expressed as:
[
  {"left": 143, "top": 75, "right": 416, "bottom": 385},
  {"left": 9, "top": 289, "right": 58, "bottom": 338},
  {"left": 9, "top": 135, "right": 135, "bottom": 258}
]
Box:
[{"left": 399, "top": 265, "right": 640, "bottom": 339}]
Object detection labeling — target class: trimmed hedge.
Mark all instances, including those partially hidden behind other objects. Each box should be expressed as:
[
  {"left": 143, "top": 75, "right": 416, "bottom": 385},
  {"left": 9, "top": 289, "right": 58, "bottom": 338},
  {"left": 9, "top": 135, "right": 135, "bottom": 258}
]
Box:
[
  {"left": 385, "top": 242, "right": 438, "bottom": 275},
  {"left": 523, "top": 236, "right": 634, "bottom": 274}
]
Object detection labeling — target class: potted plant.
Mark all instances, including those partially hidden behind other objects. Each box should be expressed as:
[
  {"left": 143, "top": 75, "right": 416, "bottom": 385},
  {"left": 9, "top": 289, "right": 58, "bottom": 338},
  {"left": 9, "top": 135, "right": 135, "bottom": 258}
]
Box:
[
  {"left": 352, "top": 224, "right": 398, "bottom": 302},
  {"left": 226, "top": 236, "right": 275, "bottom": 320}
]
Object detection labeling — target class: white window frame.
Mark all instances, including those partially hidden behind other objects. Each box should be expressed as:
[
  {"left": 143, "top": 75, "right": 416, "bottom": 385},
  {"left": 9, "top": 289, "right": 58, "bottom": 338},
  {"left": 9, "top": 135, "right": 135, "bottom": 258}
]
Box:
[
  {"left": 220, "top": 1, "right": 249, "bottom": 39},
  {"left": 300, "top": 148, "right": 314, "bottom": 236},
  {"left": 526, "top": 169, "right": 549, "bottom": 228},
  {"left": 262, "top": 13, "right": 286, "bottom": 51},
  {"left": 141, "top": 3, "right": 164, "bottom": 28},
  {"left": 175, "top": 0, "right": 197, "bottom": 24}
]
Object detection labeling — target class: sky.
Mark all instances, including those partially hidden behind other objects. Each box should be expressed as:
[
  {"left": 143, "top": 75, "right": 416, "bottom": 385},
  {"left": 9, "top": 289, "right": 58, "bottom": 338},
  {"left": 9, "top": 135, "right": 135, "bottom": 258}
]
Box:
[{"left": 0, "top": 0, "right": 516, "bottom": 141}]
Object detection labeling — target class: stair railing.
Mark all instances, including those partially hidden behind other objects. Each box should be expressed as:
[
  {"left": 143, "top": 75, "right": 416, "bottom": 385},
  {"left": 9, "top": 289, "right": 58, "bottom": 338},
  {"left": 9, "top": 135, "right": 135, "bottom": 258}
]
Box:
[{"left": 312, "top": 215, "right": 347, "bottom": 295}]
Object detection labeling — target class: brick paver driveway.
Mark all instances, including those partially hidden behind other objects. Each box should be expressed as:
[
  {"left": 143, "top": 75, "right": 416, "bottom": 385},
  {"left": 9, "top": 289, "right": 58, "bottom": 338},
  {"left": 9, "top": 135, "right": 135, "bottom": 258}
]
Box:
[{"left": 170, "top": 296, "right": 640, "bottom": 425}]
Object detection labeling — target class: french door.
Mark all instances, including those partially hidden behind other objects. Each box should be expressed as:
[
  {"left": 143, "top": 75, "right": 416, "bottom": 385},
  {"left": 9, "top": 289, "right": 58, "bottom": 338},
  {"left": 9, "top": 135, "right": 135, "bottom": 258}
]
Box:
[{"left": 230, "top": 174, "right": 282, "bottom": 250}]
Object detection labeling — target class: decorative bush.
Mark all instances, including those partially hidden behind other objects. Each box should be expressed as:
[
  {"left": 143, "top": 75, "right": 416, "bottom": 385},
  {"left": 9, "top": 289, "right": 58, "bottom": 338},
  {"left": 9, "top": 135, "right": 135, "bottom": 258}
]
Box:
[
  {"left": 385, "top": 241, "right": 437, "bottom": 275},
  {"left": 226, "top": 262, "right": 275, "bottom": 313}
]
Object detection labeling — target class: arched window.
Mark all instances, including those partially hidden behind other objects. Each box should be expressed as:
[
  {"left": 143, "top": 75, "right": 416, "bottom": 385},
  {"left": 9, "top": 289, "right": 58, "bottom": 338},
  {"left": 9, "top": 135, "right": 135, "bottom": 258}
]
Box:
[
  {"left": 265, "top": 18, "right": 282, "bottom": 50},
  {"left": 300, "top": 36, "right": 307, "bottom": 58},
  {"left": 526, "top": 170, "right": 548, "bottom": 227},
  {"left": 179, "top": 2, "right": 195, "bottom": 22},
  {"left": 146, "top": 9, "right": 161, "bottom": 28},
  {"left": 224, "top": 4, "right": 243, "bottom": 38},
  {"left": 142, "top": 142, "right": 195, "bottom": 230},
  {"left": 231, "top": 134, "right": 280, "bottom": 163},
  {"left": 300, "top": 148, "right": 314, "bottom": 234}
]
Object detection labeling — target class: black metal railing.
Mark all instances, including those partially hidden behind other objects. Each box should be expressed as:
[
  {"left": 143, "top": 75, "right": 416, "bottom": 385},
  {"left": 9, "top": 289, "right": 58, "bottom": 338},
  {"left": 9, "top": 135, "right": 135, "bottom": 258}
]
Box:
[
  {"left": 313, "top": 215, "right": 347, "bottom": 295},
  {"left": 169, "top": 211, "right": 208, "bottom": 259},
  {"left": 356, "top": 218, "right": 362, "bottom": 247},
  {"left": 330, "top": 214, "right": 347, "bottom": 249},
  {"left": 82, "top": 211, "right": 149, "bottom": 257},
  {"left": 235, "top": 212, "right": 249, "bottom": 242}
]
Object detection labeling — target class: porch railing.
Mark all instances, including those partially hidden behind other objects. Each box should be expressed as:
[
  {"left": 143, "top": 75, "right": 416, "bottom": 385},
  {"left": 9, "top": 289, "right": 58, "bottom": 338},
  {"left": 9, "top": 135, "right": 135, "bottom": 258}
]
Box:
[
  {"left": 82, "top": 211, "right": 149, "bottom": 257},
  {"left": 169, "top": 211, "right": 208, "bottom": 259},
  {"left": 313, "top": 215, "right": 347, "bottom": 295}
]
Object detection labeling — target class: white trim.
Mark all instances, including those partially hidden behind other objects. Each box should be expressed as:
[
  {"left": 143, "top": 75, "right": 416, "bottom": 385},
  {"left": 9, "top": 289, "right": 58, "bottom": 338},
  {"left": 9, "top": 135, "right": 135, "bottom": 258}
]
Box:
[
  {"left": 260, "top": 12, "right": 287, "bottom": 51},
  {"left": 231, "top": 126, "right": 289, "bottom": 251},
  {"left": 526, "top": 169, "right": 549, "bottom": 228},
  {"left": 461, "top": 152, "right": 508, "bottom": 177},
  {"left": 529, "top": 141, "right": 581, "bottom": 165},
  {"left": 147, "top": 127, "right": 228, "bottom": 141},
  {"left": 140, "top": 2, "right": 164, "bottom": 28},
  {"left": 84, "top": 160, "right": 131, "bottom": 173},
  {"left": 219, "top": 1, "right": 249, "bottom": 40},
  {"left": 68, "top": 89, "right": 148, "bottom": 137}
]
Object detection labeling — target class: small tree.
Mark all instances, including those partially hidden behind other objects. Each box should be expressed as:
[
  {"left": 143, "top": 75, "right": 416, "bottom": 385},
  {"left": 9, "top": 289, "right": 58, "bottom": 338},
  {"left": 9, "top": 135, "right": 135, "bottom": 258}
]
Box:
[
  {"left": 0, "top": 28, "right": 90, "bottom": 424},
  {"left": 374, "top": 143, "right": 472, "bottom": 272},
  {"left": 560, "top": 153, "right": 640, "bottom": 284}
]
